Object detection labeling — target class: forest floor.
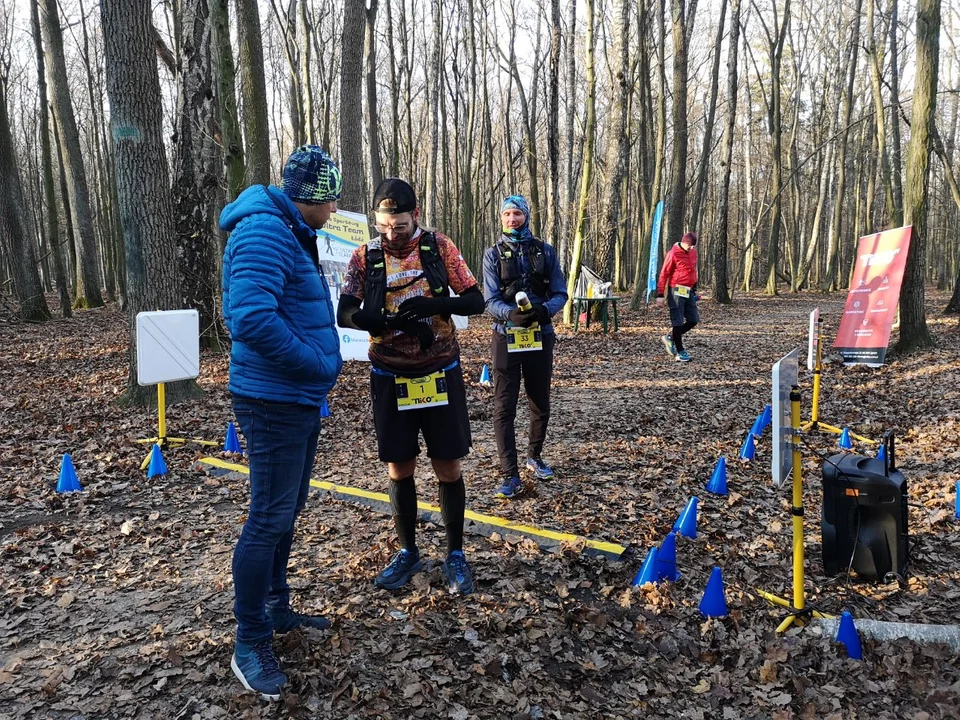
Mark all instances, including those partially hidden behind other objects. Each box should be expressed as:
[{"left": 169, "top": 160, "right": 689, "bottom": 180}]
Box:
[{"left": 1, "top": 290, "right": 959, "bottom": 720}]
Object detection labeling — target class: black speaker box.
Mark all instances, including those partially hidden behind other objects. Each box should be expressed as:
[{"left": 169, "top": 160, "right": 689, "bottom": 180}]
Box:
[{"left": 821, "top": 438, "right": 908, "bottom": 582}]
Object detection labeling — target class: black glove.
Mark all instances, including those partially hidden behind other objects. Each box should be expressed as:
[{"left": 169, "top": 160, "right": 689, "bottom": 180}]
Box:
[
  {"left": 508, "top": 308, "right": 538, "bottom": 328},
  {"left": 386, "top": 317, "right": 435, "bottom": 351},
  {"left": 351, "top": 308, "right": 387, "bottom": 336},
  {"left": 531, "top": 303, "right": 551, "bottom": 325},
  {"left": 396, "top": 295, "right": 446, "bottom": 322}
]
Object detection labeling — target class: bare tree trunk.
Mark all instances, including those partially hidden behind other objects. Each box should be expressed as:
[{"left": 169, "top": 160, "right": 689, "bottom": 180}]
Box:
[
  {"left": 712, "top": 0, "right": 740, "bottom": 304},
  {"left": 594, "top": 0, "right": 630, "bottom": 282},
  {"left": 562, "top": 0, "right": 577, "bottom": 266},
  {"left": 38, "top": 0, "right": 103, "bottom": 308},
  {"left": 547, "top": 0, "right": 562, "bottom": 246},
  {"left": 896, "top": 0, "right": 939, "bottom": 352},
  {"left": 690, "top": 0, "right": 727, "bottom": 233},
  {"left": 176, "top": 0, "right": 222, "bottom": 349},
  {"left": 212, "top": 0, "right": 245, "bottom": 201},
  {"left": 887, "top": 0, "right": 904, "bottom": 225},
  {"left": 425, "top": 0, "right": 441, "bottom": 225},
  {"left": 563, "top": 0, "right": 595, "bottom": 324},
  {"left": 103, "top": 0, "right": 197, "bottom": 404},
  {"left": 385, "top": 1, "right": 400, "bottom": 176},
  {"left": 339, "top": 0, "right": 366, "bottom": 211},
  {"left": 365, "top": 0, "right": 383, "bottom": 192},
  {"left": 821, "top": 0, "right": 861, "bottom": 291},
  {"left": 664, "top": 0, "right": 697, "bottom": 246},
  {"left": 237, "top": 0, "right": 271, "bottom": 185},
  {"left": 0, "top": 83, "right": 51, "bottom": 321},
  {"left": 30, "top": 0, "right": 70, "bottom": 317},
  {"left": 300, "top": 0, "right": 315, "bottom": 144}
]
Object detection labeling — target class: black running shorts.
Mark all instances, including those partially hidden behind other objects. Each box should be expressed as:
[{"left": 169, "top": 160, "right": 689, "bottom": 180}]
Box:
[{"left": 370, "top": 362, "right": 472, "bottom": 463}]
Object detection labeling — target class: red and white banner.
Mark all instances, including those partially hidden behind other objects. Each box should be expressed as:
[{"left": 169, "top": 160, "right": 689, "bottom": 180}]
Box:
[{"left": 834, "top": 226, "right": 912, "bottom": 366}]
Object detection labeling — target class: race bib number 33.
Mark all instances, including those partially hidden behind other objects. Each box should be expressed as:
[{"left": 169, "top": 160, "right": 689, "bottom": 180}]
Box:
[
  {"left": 395, "top": 370, "right": 449, "bottom": 411},
  {"left": 507, "top": 326, "right": 543, "bottom": 353}
]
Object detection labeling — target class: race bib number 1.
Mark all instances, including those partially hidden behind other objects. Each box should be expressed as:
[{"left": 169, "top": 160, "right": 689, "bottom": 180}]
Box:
[
  {"left": 395, "top": 370, "right": 449, "bottom": 411},
  {"left": 507, "top": 326, "right": 543, "bottom": 353}
]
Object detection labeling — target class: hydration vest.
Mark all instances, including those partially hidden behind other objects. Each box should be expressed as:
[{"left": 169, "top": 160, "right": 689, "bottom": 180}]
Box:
[
  {"left": 496, "top": 237, "right": 549, "bottom": 304},
  {"left": 364, "top": 231, "right": 449, "bottom": 316}
]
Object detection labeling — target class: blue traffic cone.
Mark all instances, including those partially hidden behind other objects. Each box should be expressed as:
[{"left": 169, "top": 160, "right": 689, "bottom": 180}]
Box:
[
  {"left": 749, "top": 414, "right": 764, "bottom": 438},
  {"left": 631, "top": 546, "right": 660, "bottom": 587},
  {"left": 739, "top": 432, "right": 756, "bottom": 461},
  {"left": 320, "top": 398, "right": 331, "bottom": 418},
  {"left": 672, "top": 497, "right": 699, "bottom": 539},
  {"left": 758, "top": 404, "right": 772, "bottom": 434},
  {"left": 836, "top": 611, "right": 863, "bottom": 660},
  {"left": 224, "top": 422, "right": 242, "bottom": 453},
  {"left": 698, "top": 567, "right": 728, "bottom": 618},
  {"left": 706, "top": 458, "right": 728, "bottom": 495},
  {"left": 656, "top": 532, "right": 681, "bottom": 582},
  {"left": 147, "top": 444, "right": 168, "bottom": 478},
  {"left": 56, "top": 453, "right": 83, "bottom": 493},
  {"left": 838, "top": 428, "right": 853, "bottom": 450},
  {"left": 479, "top": 364, "right": 492, "bottom": 386},
  {"left": 877, "top": 444, "right": 886, "bottom": 461}
]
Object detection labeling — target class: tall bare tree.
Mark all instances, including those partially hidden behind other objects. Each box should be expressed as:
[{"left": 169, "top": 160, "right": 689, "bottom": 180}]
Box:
[
  {"left": 175, "top": 0, "right": 221, "bottom": 348},
  {"left": 663, "top": 0, "right": 697, "bottom": 247},
  {"left": 896, "top": 0, "right": 940, "bottom": 352},
  {"left": 38, "top": 0, "right": 103, "bottom": 308},
  {"left": 365, "top": 0, "right": 383, "bottom": 191},
  {"left": 563, "top": 0, "right": 595, "bottom": 323},
  {"left": 0, "top": 82, "right": 51, "bottom": 321},
  {"left": 30, "top": 0, "right": 70, "bottom": 316},
  {"left": 711, "top": 0, "right": 740, "bottom": 304},
  {"left": 211, "top": 0, "right": 245, "bottom": 200},
  {"left": 237, "top": 0, "right": 271, "bottom": 185},
  {"left": 339, "top": 0, "right": 366, "bottom": 211},
  {"left": 103, "top": 0, "right": 193, "bottom": 404}
]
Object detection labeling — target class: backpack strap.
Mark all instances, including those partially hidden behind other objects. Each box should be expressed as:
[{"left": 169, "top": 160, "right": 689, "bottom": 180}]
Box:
[
  {"left": 419, "top": 232, "right": 450, "bottom": 298},
  {"left": 363, "top": 240, "right": 387, "bottom": 316},
  {"left": 362, "top": 232, "right": 450, "bottom": 315}
]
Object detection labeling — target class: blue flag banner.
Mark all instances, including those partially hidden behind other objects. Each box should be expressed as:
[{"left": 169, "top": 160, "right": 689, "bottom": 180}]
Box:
[{"left": 646, "top": 200, "right": 665, "bottom": 303}]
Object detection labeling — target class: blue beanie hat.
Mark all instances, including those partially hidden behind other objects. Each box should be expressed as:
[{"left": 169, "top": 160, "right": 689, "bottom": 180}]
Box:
[
  {"left": 281, "top": 145, "right": 343, "bottom": 204},
  {"left": 501, "top": 195, "right": 530, "bottom": 221}
]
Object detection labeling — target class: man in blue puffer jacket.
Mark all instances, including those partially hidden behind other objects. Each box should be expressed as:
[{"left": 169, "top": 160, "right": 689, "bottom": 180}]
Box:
[{"left": 220, "top": 145, "right": 344, "bottom": 701}]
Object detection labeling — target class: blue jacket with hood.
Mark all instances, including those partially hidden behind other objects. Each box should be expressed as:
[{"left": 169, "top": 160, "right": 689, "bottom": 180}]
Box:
[{"left": 220, "top": 184, "right": 342, "bottom": 406}]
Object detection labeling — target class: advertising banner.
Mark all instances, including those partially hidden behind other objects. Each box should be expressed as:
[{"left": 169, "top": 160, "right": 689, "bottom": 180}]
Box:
[
  {"left": 833, "top": 226, "right": 912, "bottom": 366},
  {"left": 646, "top": 200, "right": 665, "bottom": 303},
  {"left": 318, "top": 211, "right": 373, "bottom": 362}
]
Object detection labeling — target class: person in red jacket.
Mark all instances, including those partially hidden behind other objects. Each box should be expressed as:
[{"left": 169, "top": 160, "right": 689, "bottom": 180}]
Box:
[{"left": 656, "top": 231, "right": 700, "bottom": 362}]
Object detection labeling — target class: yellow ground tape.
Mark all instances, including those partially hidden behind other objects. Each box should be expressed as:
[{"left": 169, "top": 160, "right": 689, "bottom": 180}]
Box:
[{"left": 197, "top": 456, "right": 625, "bottom": 559}]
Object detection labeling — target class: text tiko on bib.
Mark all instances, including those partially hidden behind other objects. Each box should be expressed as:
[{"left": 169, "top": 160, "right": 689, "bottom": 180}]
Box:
[
  {"left": 507, "top": 325, "right": 543, "bottom": 353},
  {"left": 395, "top": 370, "right": 449, "bottom": 411},
  {"left": 674, "top": 285, "right": 691, "bottom": 298}
]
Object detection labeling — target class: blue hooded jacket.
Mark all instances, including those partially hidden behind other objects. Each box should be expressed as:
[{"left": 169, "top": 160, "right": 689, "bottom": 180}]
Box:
[{"left": 220, "top": 185, "right": 342, "bottom": 406}]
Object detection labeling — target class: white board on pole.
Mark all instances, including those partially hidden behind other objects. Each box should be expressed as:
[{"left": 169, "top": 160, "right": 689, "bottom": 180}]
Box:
[
  {"left": 136, "top": 310, "right": 200, "bottom": 386},
  {"left": 772, "top": 348, "right": 799, "bottom": 487},
  {"left": 807, "top": 308, "right": 820, "bottom": 372}
]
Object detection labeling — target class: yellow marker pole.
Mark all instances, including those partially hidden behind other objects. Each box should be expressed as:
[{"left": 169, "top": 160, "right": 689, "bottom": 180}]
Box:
[
  {"left": 810, "top": 321, "right": 823, "bottom": 424},
  {"left": 789, "top": 386, "right": 805, "bottom": 628},
  {"left": 157, "top": 382, "right": 167, "bottom": 445}
]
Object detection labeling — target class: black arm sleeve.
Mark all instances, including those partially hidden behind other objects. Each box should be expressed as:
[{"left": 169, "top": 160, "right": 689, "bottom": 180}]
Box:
[
  {"left": 336, "top": 294, "right": 363, "bottom": 329},
  {"left": 444, "top": 285, "right": 485, "bottom": 317}
]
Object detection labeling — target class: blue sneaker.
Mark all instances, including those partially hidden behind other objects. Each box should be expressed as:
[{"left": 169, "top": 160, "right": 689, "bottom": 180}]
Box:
[
  {"left": 231, "top": 639, "right": 287, "bottom": 701},
  {"left": 268, "top": 606, "right": 332, "bottom": 632},
  {"left": 676, "top": 350, "right": 692, "bottom": 362},
  {"left": 495, "top": 476, "right": 524, "bottom": 499},
  {"left": 442, "top": 550, "right": 474, "bottom": 595},
  {"left": 374, "top": 549, "right": 423, "bottom": 590},
  {"left": 525, "top": 457, "right": 555, "bottom": 480}
]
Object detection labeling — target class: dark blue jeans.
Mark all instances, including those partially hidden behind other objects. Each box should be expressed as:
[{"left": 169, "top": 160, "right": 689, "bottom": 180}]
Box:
[{"left": 231, "top": 396, "right": 321, "bottom": 643}]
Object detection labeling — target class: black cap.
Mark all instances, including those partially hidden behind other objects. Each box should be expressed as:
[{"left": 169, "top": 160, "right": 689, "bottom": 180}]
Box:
[{"left": 372, "top": 178, "right": 417, "bottom": 214}]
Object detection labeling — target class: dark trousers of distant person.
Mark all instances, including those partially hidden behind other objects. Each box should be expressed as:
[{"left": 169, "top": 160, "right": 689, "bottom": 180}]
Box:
[{"left": 491, "top": 332, "right": 556, "bottom": 478}]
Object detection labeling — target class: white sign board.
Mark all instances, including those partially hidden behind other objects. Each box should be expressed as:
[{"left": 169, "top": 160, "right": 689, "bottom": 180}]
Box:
[
  {"left": 807, "top": 308, "right": 820, "bottom": 372},
  {"left": 136, "top": 310, "right": 200, "bottom": 386},
  {"left": 318, "top": 211, "right": 467, "bottom": 362},
  {"left": 772, "top": 348, "right": 799, "bottom": 487}
]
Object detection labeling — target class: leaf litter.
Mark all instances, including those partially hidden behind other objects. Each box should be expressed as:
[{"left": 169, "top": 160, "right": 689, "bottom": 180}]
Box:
[{"left": 0, "top": 292, "right": 958, "bottom": 718}]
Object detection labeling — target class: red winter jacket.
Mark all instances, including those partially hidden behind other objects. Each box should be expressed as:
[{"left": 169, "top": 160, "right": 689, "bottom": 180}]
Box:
[{"left": 656, "top": 243, "right": 698, "bottom": 297}]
